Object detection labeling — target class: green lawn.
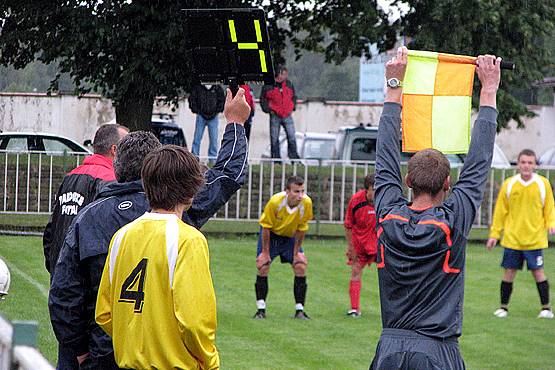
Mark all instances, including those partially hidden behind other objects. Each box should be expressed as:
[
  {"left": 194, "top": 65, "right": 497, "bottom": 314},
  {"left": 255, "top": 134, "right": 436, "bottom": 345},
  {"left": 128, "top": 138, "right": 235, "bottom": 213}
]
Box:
[{"left": 0, "top": 235, "right": 554, "bottom": 369}]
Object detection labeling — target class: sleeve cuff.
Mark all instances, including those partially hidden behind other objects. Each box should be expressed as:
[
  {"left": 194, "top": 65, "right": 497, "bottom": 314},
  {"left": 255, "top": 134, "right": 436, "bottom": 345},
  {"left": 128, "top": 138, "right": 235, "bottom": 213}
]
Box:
[
  {"left": 224, "top": 123, "right": 246, "bottom": 134},
  {"left": 382, "top": 102, "right": 402, "bottom": 116},
  {"left": 478, "top": 106, "right": 498, "bottom": 122}
]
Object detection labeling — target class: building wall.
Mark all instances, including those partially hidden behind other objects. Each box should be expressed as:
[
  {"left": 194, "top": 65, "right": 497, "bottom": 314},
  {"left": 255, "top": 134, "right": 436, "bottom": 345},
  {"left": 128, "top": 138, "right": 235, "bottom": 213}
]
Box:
[{"left": 0, "top": 92, "right": 553, "bottom": 160}]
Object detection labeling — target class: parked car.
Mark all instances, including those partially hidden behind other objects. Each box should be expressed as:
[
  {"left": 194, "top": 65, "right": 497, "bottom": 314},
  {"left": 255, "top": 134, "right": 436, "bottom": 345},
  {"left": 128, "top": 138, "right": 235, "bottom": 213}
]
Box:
[
  {"left": 0, "top": 132, "right": 91, "bottom": 155},
  {"left": 150, "top": 114, "right": 187, "bottom": 147},
  {"left": 539, "top": 147, "right": 555, "bottom": 167},
  {"left": 262, "top": 125, "right": 464, "bottom": 166},
  {"left": 262, "top": 124, "right": 509, "bottom": 169}
]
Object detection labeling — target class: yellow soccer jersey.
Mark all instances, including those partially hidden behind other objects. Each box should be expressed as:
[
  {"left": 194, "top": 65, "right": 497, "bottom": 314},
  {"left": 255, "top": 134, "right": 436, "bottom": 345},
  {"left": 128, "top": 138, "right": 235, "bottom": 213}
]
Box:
[
  {"left": 96, "top": 212, "right": 219, "bottom": 370},
  {"left": 259, "top": 192, "right": 313, "bottom": 237},
  {"left": 489, "top": 174, "right": 555, "bottom": 250}
]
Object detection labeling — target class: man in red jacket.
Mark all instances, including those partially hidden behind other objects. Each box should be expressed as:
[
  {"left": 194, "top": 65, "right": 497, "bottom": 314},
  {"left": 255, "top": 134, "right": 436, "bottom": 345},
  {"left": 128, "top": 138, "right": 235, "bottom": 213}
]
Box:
[
  {"left": 344, "top": 174, "right": 378, "bottom": 317},
  {"left": 260, "top": 65, "right": 300, "bottom": 159}
]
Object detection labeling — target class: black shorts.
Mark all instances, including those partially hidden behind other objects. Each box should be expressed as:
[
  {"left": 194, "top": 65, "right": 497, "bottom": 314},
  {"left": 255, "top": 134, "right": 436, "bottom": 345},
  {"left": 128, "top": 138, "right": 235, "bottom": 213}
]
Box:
[{"left": 370, "top": 329, "right": 465, "bottom": 370}]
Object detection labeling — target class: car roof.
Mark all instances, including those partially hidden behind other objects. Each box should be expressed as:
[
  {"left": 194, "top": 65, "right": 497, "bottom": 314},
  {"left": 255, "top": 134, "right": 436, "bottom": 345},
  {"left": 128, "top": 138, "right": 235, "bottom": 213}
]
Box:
[{"left": 0, "top": 132, "right": 83, "bottom": 142}]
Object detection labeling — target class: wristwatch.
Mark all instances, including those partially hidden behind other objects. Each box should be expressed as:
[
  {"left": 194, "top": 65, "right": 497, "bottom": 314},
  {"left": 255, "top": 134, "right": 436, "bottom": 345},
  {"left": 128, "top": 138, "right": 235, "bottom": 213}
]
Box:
[{"left": 387, "top": 78, "right": 402, "bottom": 88}]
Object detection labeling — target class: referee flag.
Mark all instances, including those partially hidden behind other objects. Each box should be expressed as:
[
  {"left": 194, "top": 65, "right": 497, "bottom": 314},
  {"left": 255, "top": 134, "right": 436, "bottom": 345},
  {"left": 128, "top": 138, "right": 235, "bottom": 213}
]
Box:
[{"left": 402, "top": 50, "right": 476, "bottom": 154}]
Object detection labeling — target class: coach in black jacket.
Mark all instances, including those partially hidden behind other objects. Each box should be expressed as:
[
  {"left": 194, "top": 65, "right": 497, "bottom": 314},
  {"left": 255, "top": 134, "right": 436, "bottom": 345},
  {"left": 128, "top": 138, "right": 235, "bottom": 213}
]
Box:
[
  {"left": 49, "top": 88, "right": 251, "bottom": 369},
  {"left": 43, "top": 124, "right": 128, "bottom": 276}
]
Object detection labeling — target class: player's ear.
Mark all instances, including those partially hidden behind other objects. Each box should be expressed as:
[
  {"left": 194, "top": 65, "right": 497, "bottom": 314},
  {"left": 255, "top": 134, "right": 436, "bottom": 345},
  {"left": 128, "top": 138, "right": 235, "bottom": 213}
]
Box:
[
  {"left": 443, "top": 176, "right": 450, "bottom": 192},
  {"left": 405, "top": 174, "right": 412, "bottom": 189}
]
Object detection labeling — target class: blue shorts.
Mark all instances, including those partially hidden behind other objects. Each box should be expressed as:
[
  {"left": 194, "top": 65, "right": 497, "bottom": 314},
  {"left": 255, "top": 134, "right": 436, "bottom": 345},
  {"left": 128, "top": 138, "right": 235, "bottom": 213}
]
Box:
[
  {"left": 257, "top": 229, "right": 303, "bottom": 264},
  {"left": 501, "top": 248, "right": 544, "bottom": 270}
]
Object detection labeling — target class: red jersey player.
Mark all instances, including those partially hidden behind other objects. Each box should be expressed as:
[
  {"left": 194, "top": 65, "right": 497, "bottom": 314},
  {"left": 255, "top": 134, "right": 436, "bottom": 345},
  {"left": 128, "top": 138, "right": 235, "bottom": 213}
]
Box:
[{"left": 344, "top": 174, "right": 378, "bottom": 317}]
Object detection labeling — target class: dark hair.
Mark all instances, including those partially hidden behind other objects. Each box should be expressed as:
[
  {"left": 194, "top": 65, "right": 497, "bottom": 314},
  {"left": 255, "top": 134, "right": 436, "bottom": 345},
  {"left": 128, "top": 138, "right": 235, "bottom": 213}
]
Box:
[
  {"left": 517, "top": 149, "right": 537, "bottom": 163},
  {"left": 92, "top": 124, "right": 128, "bottom": 154},
  {"left": 275, "top": 64, "right": 287, "bottom": 77},
  {"left": 141, "top": 145, "right": 205, "bottom": 210},
  {"left": 364, "top": 174, "right": 375, "bottom": 190},
  {"left": 407, "top": 149, "right": 450, "bottom": 196},
  {"left": 286, "top": 175, "right": 304, "bottom": 190},
  {"left": 114, "top": 131, "right": 161, "bottom": 183}
]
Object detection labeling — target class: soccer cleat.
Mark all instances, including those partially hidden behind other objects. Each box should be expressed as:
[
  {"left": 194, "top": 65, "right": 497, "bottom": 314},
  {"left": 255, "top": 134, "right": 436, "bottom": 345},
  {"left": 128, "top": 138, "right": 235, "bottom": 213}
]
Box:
[
  {"left": 253, "top": 310, "right": 266, "bottom": 319},
  {"left": 538, "top": 309, "right": 554, "bottom": 319},
  {"left": 346, "top": 309, "right": 361, "bottom": 318},
  {"left": 493, "top": 308, "right": 508, "bottom": 318},
  {"left": 294, "top": 310, "right": 310, "bottom": 320}
]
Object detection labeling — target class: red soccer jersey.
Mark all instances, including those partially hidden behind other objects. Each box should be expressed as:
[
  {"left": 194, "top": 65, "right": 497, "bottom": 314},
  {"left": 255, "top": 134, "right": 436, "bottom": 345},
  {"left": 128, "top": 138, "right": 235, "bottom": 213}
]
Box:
[{"left": 344, "top": 189, "right": 378, "bottom": 255}]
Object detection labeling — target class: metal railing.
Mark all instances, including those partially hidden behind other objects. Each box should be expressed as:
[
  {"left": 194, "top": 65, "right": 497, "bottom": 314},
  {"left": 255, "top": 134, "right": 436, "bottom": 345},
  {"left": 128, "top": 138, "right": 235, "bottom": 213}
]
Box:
[
  {"left": 0, "top": 316, "right": 54, "bottom": 370},
  {"left": 1, "top": 151, "right": 554, "bottom": 228}
]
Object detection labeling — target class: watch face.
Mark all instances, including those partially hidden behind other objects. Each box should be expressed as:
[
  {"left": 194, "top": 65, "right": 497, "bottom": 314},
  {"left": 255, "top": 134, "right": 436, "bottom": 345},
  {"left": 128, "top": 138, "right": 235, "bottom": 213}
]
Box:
[{"left": 388, "top": 78, "right": 400, "bottom": 88}]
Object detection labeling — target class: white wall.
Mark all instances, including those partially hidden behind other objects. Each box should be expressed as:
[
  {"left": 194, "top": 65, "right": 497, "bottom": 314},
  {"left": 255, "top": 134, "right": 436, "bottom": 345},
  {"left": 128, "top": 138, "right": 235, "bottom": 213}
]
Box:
[{"left": 0, "top": 92, "right": 553, "bottom": 160}]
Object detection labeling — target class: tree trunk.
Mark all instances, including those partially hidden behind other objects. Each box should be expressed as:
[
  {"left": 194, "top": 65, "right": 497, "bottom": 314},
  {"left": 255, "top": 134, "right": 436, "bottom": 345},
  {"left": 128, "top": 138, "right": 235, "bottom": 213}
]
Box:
[{"left": 114, "top": 92, "right": 155, "bottom": 132}]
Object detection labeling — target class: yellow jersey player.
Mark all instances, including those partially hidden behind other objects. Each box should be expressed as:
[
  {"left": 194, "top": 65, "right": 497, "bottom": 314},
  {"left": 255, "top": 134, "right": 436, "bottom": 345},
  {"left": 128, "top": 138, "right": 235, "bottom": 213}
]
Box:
[
  {"left": 254, "top": 176, "right": 313, "bottom": 319},
  {"left": 487, "top": 149, "right": 555, "bottom": 319},
  {"left": 96, "top": 145, "right": 219, "bottom": 369}
]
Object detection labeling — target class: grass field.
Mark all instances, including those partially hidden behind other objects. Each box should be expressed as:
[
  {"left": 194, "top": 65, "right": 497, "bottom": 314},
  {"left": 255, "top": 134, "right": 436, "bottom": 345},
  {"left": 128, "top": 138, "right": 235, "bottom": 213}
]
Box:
[{"left": 0, "top": 235, "right": 554, "bottom": 369}]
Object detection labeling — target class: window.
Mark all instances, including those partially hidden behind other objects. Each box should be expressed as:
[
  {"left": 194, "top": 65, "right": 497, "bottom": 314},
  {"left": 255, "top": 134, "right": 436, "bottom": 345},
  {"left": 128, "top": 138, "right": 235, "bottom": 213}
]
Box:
[
  {"left": 43, "top": 138, "right": 74, "bottom": 154},
  {"left": 4, "top": 137, "right": 27, "bottom": 152},
  {"left": 303, "top": 139, "right": 335, "bottom": 159},
  {"left": 351, "top": 138, "right": 376, "bottom": 161}
]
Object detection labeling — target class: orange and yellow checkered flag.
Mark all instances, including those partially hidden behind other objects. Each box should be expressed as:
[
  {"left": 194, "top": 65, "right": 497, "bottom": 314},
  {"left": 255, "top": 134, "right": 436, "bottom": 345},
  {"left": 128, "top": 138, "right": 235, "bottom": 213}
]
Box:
[{"left": 402, "top": 50, "right": 477, "bottom": 154}]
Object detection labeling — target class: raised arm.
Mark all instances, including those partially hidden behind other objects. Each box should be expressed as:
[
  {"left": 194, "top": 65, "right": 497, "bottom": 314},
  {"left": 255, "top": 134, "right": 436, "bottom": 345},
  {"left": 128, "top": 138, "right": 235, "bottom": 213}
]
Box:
[
  {"left": 374, "top": 47, "right": 408, "bottom": 213},
  {"left": 446, "top": 54, "right": 501, "bottom": 236},
  {"left": 185, "top": 88, "right": 251, "bottom": 229}
]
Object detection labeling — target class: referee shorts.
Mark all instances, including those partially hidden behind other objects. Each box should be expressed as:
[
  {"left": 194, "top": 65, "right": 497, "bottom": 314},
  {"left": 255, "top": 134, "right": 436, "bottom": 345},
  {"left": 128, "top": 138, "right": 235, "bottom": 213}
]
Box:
[{"left": 370, "top": 329, "right": 465, "bottom": 370}]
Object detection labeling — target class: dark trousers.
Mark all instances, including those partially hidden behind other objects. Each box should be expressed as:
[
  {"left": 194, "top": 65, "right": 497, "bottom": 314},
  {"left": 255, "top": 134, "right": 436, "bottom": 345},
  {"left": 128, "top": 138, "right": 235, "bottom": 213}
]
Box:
[
  {"left": 57, "top": 345, "right": 78, "bottom": 370},
  {"left": 269, "top": 114, "right": 299, "bottom": 159},
  {"left": 244, "top": 111, "right": 254, "bottom": 141}
]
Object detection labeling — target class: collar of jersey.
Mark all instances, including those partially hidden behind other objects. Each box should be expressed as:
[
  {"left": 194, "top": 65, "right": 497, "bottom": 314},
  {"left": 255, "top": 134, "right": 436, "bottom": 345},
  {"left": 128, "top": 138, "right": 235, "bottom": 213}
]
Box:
[
  {"left": 141, "top": 212, "right": 179, "bottom": 220},
  {"left": 518, "top": 173, "right": 538, "bottom": 187}
]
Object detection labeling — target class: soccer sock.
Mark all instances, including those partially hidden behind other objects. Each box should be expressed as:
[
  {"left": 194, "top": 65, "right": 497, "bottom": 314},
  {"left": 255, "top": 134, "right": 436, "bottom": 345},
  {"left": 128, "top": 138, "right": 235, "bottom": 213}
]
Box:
[
  {"left": 349, "top": 280, "right": 361, "bottom": 311},
  {"left": 536, "top": 280, "right": 550, "bottom": 309},
  {"left": 255, "top": 275, "right": 268, "bottom": 309},
  {"left": 500, "top": 281, "right": 513, "bottom": 309},
  {"left": 294, "top": 276, "right": 307, "bottom": 308}
]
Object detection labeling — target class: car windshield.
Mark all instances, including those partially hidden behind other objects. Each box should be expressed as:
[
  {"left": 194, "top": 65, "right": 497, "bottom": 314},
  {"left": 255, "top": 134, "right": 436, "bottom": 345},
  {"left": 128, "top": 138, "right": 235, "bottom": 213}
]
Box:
[{"left": 303, "top": 139, "right": 335, "bottom": 159}]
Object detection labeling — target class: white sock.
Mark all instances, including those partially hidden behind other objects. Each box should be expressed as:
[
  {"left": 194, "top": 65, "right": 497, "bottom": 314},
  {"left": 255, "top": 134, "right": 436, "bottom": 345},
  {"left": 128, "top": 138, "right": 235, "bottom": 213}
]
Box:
[
  {"left": 257, "top": 300, "right": 266, "bottom": 310},
  {"left": 295, "top": 303, "right": 304, "bottom": 311}
]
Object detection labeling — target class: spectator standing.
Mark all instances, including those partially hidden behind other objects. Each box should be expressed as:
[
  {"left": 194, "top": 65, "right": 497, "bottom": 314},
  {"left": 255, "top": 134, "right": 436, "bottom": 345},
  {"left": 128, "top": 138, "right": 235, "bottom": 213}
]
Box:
[
  {"left": 189, "top": 84, "right": 225, "bottom": 161},
  {"left": 487, "top": 149, "right": 555, "bottom": 319},
  {"left": 260, "top": 65, "right": 299, "bottom": 159}
]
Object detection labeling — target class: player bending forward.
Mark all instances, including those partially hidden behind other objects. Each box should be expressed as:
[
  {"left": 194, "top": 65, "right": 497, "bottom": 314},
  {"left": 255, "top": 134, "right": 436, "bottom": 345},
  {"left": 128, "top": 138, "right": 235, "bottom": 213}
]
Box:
[{"left": 254, "top": 176, "right": 313, "bottom": 319}]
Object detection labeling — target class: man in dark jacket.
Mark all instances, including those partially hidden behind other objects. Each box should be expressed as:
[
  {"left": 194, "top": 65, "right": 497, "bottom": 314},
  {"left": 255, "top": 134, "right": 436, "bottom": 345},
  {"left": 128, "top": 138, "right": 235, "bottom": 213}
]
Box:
[
  {"left": 43, "top": 123, "right": 128, "bottom": 370},
  {"left": 188, "top": 84, "right": 225, "bottom": 161},
  {"left": 370, "top": 48, "right": 500, "bottom": 369},
  {"left": 260, "top": 65, "right": 300, "bottom": 159},
  {"left": 49, "top": 88, "right": 251, "bottom": 369},
  {"left": 43, "top": 123, "right": 128, "bottom": 277}
]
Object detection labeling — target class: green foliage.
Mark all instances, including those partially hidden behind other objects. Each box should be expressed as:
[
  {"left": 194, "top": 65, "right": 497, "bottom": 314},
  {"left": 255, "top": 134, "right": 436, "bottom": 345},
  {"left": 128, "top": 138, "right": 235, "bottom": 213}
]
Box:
[
  {"left": 1, "top": 235, "right": 555, "bottom": 369},
  {"left": 392, "top": 0, "right": 555, "bottom": 129},
  {"left": 0, "top": 1, "right": 395, "bottom": 130}
]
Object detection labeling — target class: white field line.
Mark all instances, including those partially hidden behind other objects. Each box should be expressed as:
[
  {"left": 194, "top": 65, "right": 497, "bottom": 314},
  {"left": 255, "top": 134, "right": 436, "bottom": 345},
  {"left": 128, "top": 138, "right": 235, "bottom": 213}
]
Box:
[{"left": 1, "top": 255, "right": 48, "bottom": 299}]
